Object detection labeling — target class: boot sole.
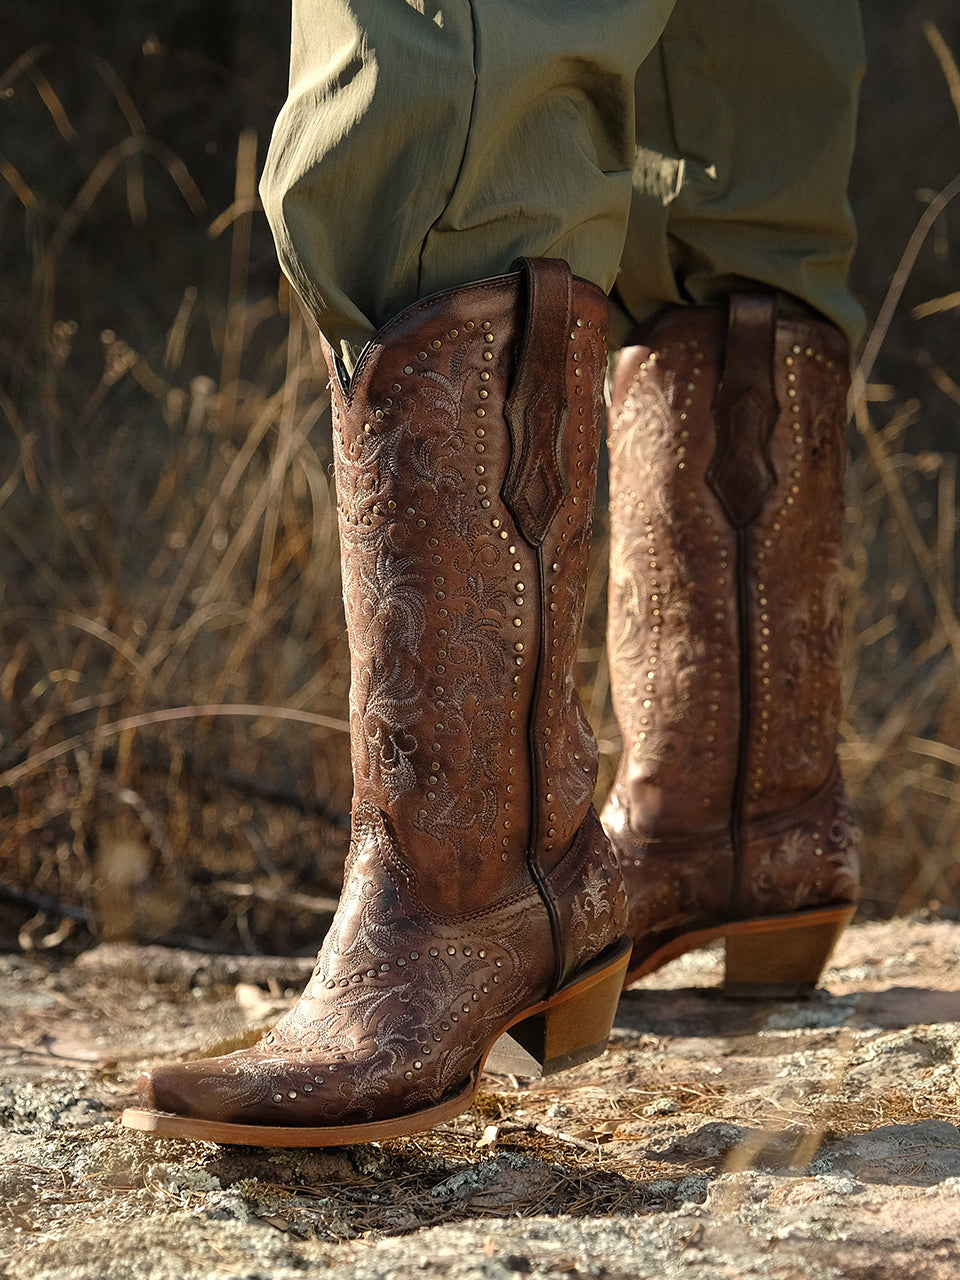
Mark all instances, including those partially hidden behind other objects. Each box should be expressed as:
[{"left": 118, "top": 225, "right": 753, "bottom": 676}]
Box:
[
  {"left": 119, "top": 935, "right": 631, "bottom": 1148},
  {"left": 624, "top": 903, "right": 857, "bottom": 996}
]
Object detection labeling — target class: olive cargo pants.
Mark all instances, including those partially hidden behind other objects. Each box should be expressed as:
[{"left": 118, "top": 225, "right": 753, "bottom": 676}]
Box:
[{"left": 260, "top": 0, "right": 865, "bottom": 371}]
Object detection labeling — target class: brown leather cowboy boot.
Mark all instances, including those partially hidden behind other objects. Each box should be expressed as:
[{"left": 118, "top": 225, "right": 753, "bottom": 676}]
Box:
[
  {"left": 122, "top": 259, "right": 629, "bottom": 1147},
  {"left": 602, "top": 295, "right": 859, "bottom": 994}
]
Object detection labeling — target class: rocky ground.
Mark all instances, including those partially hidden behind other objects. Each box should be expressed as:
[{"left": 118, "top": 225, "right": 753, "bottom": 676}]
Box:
[{"left": 1, "top": 919, "right": 959, "bottom": 1280}]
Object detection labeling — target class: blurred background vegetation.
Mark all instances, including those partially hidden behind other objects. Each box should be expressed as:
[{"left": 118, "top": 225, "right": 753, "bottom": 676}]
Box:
[{"left": 1, "top": 2, "right": 959, "bottom": 956}]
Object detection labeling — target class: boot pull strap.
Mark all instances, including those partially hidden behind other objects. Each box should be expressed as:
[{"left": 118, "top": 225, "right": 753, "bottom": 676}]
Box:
[
  {"left": 707, "top": 293, "right": 780, "bottom": 528},
  {"left": 502, "top": 257, "right": 573, "bottom": 547}
]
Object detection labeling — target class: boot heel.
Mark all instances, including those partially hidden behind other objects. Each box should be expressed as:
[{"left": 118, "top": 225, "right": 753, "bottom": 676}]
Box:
[
  {"left": 723, "top": 905, "right": 856, "bottom": 998},
  {"left": 485, "top": 938, "right": 631, "bottom": 1078}
]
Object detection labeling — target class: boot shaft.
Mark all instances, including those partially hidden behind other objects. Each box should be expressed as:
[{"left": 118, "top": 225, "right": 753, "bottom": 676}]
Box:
[
  {"left": 607, "top": 300, "right": 850, "bottom": 837},
  {"left": 327, "top": 261, "right": 609, "bottom": 916}
]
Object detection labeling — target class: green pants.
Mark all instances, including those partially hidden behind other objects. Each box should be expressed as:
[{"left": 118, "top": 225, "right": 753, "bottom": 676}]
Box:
[{"left": 261, "top": 0, "right": 865, "bottom": 372}]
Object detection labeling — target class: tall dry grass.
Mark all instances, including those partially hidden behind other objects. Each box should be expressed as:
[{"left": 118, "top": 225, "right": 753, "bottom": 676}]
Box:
[
  {"left": 0, "top": 30, "right": 958, "bottom": 954},
  {"left": 0, "top": 48, "right": 353, "bottom": 952}
]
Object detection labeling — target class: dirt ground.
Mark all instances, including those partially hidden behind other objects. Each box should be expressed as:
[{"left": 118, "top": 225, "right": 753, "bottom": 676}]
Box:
[{"left": 2, "top": 919, "right": 959, "bottom": 1279}]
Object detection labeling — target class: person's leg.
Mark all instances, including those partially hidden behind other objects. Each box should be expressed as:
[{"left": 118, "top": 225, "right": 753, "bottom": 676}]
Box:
[
  {"left": 259, "top": 0, "right": 676, "bottom": 371},
  {"left": 123, "top": 1, "right": 685, "bottom": 1145},
  {"left": 612, "top": 0, "right": 865, "bottom": 347},
  {"left": 604, "top": 0, "right": 864, "bottom": 989}
]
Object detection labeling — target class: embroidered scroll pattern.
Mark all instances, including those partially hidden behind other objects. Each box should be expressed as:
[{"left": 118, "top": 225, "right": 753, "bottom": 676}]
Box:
[{"left": 333, "top": 341, "right": 516, "bottom": 867}]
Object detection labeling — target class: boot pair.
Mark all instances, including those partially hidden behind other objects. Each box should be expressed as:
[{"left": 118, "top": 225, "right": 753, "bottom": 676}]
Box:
[{"left": 122, "top": 262, "right": 858, "bottom": 1147}]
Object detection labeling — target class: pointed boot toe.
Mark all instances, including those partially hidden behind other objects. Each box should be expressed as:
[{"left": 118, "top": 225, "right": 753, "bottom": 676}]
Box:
[
  {"left": 135, "top": 1069, "right": 159, "bottom": 1110},
  {"left": 131, "top": 1060, "right": 227, "bottom": 1123}
]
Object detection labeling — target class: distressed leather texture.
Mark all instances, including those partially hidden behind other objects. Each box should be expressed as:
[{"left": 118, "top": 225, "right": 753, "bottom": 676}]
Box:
[
  {"left": 138, "top": 262, "right": 628, "bottom": 1129},
  {"left": 601, "top": 301, "right": 860, "bottom": 968}
]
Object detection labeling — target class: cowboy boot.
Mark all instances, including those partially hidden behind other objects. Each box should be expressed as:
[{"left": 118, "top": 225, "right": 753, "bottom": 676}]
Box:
[
  {"left": 602, "top": 294, "right": 859, "bottom": 994},
  {"left": 122, "top": 259, "right": 630, "bottom": 1147}
]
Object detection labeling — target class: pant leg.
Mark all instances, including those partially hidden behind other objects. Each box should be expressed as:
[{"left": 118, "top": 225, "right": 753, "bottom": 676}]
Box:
[
  {"left": 612, "top": 0, "right": 866, "bottom": 350},
  {"left": 260, "top": 0, "right": 676, "bottom": 370}
]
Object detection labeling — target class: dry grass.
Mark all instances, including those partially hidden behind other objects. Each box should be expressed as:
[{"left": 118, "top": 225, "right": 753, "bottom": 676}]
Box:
[
  {"left": 1, "top": 30, "right": 959, "bottom": 956},
  {"left": 838, "top": 26, "right": 960, "bottom": 916},
  {"left": 0, "top": 46, "right": 353, "bottom": 953}
]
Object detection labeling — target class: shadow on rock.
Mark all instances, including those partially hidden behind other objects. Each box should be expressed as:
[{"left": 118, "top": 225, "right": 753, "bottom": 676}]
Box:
[
  {"left": 813, "top": 1119, "right": 960, "bottom": 1187},
  {"left": 615, "top": 984, "right": 960, "bottom": 1039}
]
